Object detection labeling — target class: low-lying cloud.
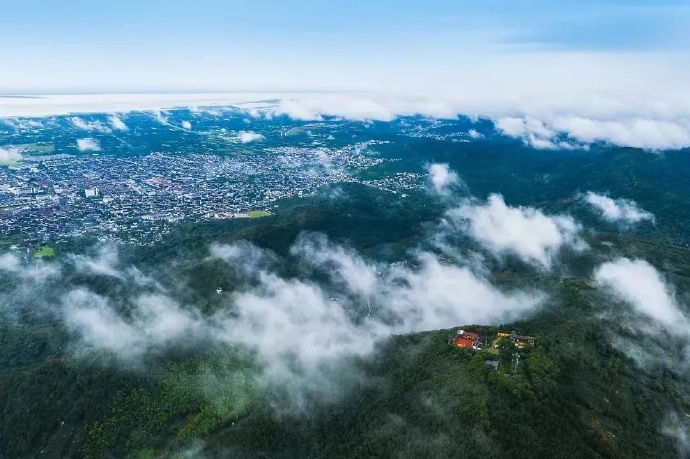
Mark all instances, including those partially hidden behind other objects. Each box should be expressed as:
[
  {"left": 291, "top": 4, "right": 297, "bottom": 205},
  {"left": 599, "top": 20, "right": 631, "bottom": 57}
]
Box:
[
  {"left": 262, "top": 95, "right": 690, "bottom": 151},
  {"left": 151, "top": 110, "right": 170, "bottom": 125},
  {"left": 447, "top": 194, "right": 584, "bottom": 269},
  {"left": 207, "top": 234, "right": 542, "bottom": 403},
  {"left": 0, "top": 253, "right": 21, "bottom": 271},
  {"left": 584, "top": 192, "right": 654, "bottom": 224},
  {"left": 0, "top": 251, "right": 61, "bottom": 282},
  {"left": 0, "top": 227, "right": 543, "bottom": 407},
  {"left": 237, "top": 131, "right": 264, "bottom": 143},
  {"left": 108, "top": 114, "right": 128, "bottom": 131},
  {"left": 494, "top": 117, "right": 577, "bottom": 150},
  {"left": 69, "top": 244, "right": 123, "bottom": 279},
  {"left": 4, "top": 93, "right": 690, "bottom": 150},
  {"left": 0, "top": 146, "right": 23, "bottom": 164},
  {"left": 595, "top": 258, "right": 689, "bottom": 336},
  {"left": 71, "top": 116, "right": 112, "bottom": 133},
  {"left": 2, "top": 118, "right": 44, "bottom": 131},
  {"left": 76, "top": 138, "right": 101, "bottom": 152},
  {"left": 468, "top": 129, "right": 483, "bottom": 139},
  {"left": 427, "top": 163, "right": 460, "bottom": 195},
  {"left": 495, "top": 115, "right": 690, "bottom": 151},
  {"left": 63, "top": 289, "right": 202, "bottom": 359}
]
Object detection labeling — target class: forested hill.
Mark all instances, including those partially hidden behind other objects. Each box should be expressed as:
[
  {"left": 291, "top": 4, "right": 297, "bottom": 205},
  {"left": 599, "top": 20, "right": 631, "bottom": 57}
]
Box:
[
  {"left": 1, "top": 183, "right": 689, "bottom": 458},
  {"left": 1, "top": 318, "right": 680, "bottom": 458},
  {"left": 199, "top": 321, "right": 681, "bottom": 459}
]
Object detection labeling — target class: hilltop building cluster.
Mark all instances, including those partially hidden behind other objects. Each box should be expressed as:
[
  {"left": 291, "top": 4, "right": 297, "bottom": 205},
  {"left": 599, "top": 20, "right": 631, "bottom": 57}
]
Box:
[
  {"left": 452, "top": 329, "right": 536, "bottom": 351},
  {"left": 496, "top": 330, "right": 536, "bottom": 349},
  {"left": 452, "top": 330, "right": 482, "bottom": 350}
]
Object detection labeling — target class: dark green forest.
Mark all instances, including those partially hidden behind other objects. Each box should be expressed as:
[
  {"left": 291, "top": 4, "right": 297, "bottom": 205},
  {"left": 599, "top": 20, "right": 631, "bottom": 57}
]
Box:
[{"left": 2, "top": 145, "right": 690, "bottom": 458}]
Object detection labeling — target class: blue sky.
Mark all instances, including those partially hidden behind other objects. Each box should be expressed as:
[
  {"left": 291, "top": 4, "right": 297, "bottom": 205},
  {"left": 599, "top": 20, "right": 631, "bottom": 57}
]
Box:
[{"left": 1, "top": 0, "right": 688, "bottom": 93}]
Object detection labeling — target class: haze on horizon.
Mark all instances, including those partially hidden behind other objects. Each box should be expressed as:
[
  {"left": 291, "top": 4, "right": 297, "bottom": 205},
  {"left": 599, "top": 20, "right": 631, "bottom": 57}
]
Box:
[{"left": 1, "top": 0, "right": 689, "bottom": 97}]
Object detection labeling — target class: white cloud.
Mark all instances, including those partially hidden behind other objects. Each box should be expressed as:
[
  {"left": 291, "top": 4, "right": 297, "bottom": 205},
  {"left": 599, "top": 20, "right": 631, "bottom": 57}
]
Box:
[
  {"left": 70, "top": 116, "right": 111, "bottom": 133},
  {"left": 447, "top": 194, "right": 584, "bottom": 268},
  {"left": 0, "top": 253, "right": 21, "bottom": 271},
  {"left": 69, "top": 245, "right": 123, "bottom": 279},
  {"left": 209, "top": 241, "right": 275, "bottom": 275},
  {"left": 0, "top": 224, "right": 543, "bottom": 407},
  {"left": 209, "top": 236, "right": 542, "bottom": 404},
  {"left": 583, "top": 192, "right": 654, "bottom": 224},
  {"left": 0, "top": 251, "right": 61, "bottom": 281},
  {"left": 495, "top": 115, "right": 690, "bottom": 151},
  {"left": 181, "top": 120, "right": 192, "bottom": 130},
  {"left": 662, "top": 412, "right": 690, "bottom": 458},
  {"left": 267, "top": 94, "right": 690, "bottom": 150},
  {"left": 468, "top": 129, "right": 483, "bottom": 139},
  {"left": 494, "top": 117, "right": 577, "bottom": 150},
  {"left": 108, "top": 114, "right": 128, "bottom": 131},
  {"left": 275, "top": 97, "right": 388, "bottom": 121},
  {"left": 382, "top": 253, "right": 542, "bottom": 333},
  {"left": 151, "top": 110, "right": 170, "bottom": 125},
  {"left": 427, "top": 163, "right": 460, "bottom": 195},
  {"left": 63, "top": 289, "right": 142, "bottom": 355},
  {"left": 595, "top": 258, "right": 689, "bottom": 336},
  {"left": 2, "top": 118, "right": 43, "bottom": 130},
  {"left": 270, "top": 95, "right": 470, "bottom": 122},
  {"left": 76, "top": 138, "right": 101, "bottom": 152},
  {"left": 0, "top": 147, "right": 23, "bottom": 164},
  {"left": 63, "top": 289, "right": 202, "bottom": 358},
  {"left": 69, "top": 245, "right": 164, "bottom": 290},
  {"left": 70, "top": 117, "right": 92, "bottom": 130},
  {"left": 2, "top": 92, "right": 690, "bottom": 150},
  {"left": 215, "top": 271, "right": 376, "bottom": 391},
  {"left": 237, "top": 131, "right": 264, "bottom": 143},
  {"left": 289, "top": 233, "right": 378, "bottom": 296},
  {"left": 551, "top": 117, "right": 690, "bottom": 151},
  {"left": 134, "top": 294, "right": 202, "bottom": 343},
  {"left": 495, "top": 116, "right": 551, "bottom": 139}
]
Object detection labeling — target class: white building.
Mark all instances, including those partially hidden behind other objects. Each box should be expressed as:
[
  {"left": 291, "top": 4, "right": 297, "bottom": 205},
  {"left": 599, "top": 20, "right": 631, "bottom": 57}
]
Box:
[{"left": 84, "top": 187, "right": 100, "bottom": 198}]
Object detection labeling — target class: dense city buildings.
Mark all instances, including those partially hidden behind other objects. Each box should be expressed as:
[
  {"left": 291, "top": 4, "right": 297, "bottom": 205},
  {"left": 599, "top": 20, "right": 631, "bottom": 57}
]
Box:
[{"left": 0, "top": 113, "right": 427, "bottom": 245}]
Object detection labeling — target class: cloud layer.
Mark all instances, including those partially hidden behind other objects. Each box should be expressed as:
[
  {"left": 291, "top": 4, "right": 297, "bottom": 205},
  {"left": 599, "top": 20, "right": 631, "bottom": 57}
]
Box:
[
  {"left": 0, "top": 225, "right": 544, "bottom": 406},
  {"left": 3, "top": 92, "right": 690, "bottom": 150},
  {"left": 427, "top": 163, "right": 460, "bottom": 195},
  {"left": 205, "top": 234, "right": 542, "bottom": 401},
  {"left": 108, "top": 114, "right": 128, "bottom": 131},
  {"left": 447, "top": 194, "right": 584, "bottom": 268},
  {"left": 495, "top": 115, "right": 690, "bottom": 151},
  {"left": 64, "top": 289, "right": 203, "bottom": 358},
  {"left": 76, "top": 138, "right": 101, "bottom": 152},
  {"left": 71, "top": 116, "right": 112, "bottom": 133},
  {"left": 584, "top": 192, "right": 655, "bottom": 224},
  {"left": 237, "top": 131, "right": 264, "bottom": 143},
  {"left": 595, "top": 258, "right": 689, "bottom": 336},
  {"left": 0, "top": 147, "right": 23, "bottom": 164}
]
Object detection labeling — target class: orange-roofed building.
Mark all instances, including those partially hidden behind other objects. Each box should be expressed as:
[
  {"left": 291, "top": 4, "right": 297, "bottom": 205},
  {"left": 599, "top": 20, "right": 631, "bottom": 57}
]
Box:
[{"left": 453, "top": 330, "right": 480, "bottom": 349}]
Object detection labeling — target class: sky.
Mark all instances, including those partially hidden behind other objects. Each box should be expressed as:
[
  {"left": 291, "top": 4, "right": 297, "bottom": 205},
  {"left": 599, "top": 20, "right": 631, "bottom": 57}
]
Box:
[{"left": 1, "top": 0, "right": 689, "bottom": 94}]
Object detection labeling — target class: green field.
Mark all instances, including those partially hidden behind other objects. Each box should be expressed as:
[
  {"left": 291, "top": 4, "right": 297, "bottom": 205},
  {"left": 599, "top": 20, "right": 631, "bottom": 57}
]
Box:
[
  {"left": 248, "top": 210, "right": 271, "bottom": 218},
  {"left": 284, "top": 124, "right": 325, "bottom": 136},
  {"left": 0, "top": 234, "right": 23, "bottom": 250},
  {"left": 12, "top": 143, "right": 55, "bottom": 155},
  {"left": 33, "top": 246, "right": 55, "bottom": 258},
  {"left": 284, "top": 126, "right": 308, "bottom": 136}
]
